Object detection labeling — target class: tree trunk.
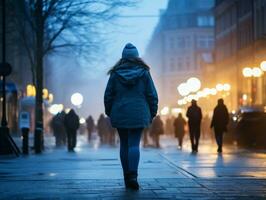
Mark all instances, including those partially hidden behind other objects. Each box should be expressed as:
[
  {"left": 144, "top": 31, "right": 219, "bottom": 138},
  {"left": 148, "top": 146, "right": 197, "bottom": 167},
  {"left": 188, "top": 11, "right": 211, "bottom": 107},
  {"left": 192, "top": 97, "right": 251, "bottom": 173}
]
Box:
[{"left": 34, "top": 0, "right": 44, "bottom": 153}]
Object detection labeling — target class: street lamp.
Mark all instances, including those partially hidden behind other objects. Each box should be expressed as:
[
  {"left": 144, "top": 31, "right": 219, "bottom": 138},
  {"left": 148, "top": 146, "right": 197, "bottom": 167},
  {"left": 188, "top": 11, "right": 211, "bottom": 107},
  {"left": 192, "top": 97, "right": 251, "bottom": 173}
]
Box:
[
  {"left": 0, "top": 0, "right": 19, "bottom": 156},
  {"left": 223, "top": 83, "right": 231, "bottom": 91},
  {"left": 242, "top": 67, "right": 262, "bottom": 105},
  {"left": 160, "top": 106, "right": 169, "bottom": 116},
  {"left": 71, "top": 93, "right": 83, "bottom": 107},
  {"left": 260, "top": 61, "right": 266, "bottom": 71},
  {"left": 260, "top": 61, "right": 266, "bottom": 105},
  {"left": 216, "top": 83, "right": 224, "bottom": 91},
  {"left": 186, "top": 77, "right": 201, "bottom": 93},
  {"left": 177, "top": 83, "right": 189, "bottom": 96},
  {"left": 242, "top": 67, "right": 253, "bottom": 77},
  {"left": 177, "top": 77, "right": 201, "bottom": 97}
]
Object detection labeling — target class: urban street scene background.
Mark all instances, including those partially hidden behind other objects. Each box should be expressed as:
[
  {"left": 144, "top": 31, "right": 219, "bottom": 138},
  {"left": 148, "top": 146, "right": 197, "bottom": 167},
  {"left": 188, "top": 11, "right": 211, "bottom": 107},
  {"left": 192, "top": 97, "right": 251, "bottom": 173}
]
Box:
[{"left": 0, "top": 0, "right": 266, "bottom": 199}]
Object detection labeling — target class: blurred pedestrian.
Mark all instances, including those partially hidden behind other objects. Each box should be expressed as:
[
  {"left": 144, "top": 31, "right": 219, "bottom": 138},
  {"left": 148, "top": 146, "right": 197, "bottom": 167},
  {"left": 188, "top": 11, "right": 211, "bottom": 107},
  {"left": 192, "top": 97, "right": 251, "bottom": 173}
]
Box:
[
  {"left": 210, "top": 99, "right": 229, "bottom": 153},
  {"left": 150, "top": 115, "right": 164, "bottom": 148},
  {"left": 104, "top": 43, "right": 158, "bottom": 190},
  {"left": 51, "top": 113, "right": 61, "bottom": 147},
  {"left": 142, "top": 127, "right": 149, "bottom": 147},
  {"left": 64, "top": 109, "right": 80, "bottom": 152},
  {"left": 202, "top": 114, "right": 212, "bottom": 141},
  {"left": 97, "top": 114, "right": 109, "bottom": 145},
  {"left": 106, "top": 117, "right": 117, "bottom": 146},
  {"left": 186, "top": 100, "right": 202, "bottom": 153},
  {"left": 173, "top": 113, "right": 186, "bottom": 149},
  {"left": 51, "top": 111, "right": 66, "bottom": 147},
  {"left": 165, "top": 117, "right": 174, "bottom": 136},
  {"left": 60, "top": 111, "right": 67, "bottom": 145},
  {"left": 86, "top": 115, "right": 95, "bottom": 142}
]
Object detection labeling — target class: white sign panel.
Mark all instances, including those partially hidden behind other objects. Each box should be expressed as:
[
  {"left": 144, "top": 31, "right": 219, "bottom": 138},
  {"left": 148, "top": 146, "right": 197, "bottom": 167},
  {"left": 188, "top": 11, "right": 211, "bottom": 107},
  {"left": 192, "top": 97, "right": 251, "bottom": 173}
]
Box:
[{"left": 19, "top": 112, "right": 30, "bottom": 129}]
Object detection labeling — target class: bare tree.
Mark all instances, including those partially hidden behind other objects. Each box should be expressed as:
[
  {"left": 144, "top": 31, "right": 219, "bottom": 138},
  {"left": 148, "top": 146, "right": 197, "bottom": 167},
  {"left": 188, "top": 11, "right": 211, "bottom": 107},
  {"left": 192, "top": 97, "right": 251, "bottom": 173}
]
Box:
[{"left": 10, "top": 0, "right": 137, "bottom": 152}]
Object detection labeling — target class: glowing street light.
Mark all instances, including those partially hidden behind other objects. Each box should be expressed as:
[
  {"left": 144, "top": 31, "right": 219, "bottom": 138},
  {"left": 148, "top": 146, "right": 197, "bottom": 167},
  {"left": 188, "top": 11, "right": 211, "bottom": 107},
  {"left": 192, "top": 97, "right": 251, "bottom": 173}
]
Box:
[
  {"left": 160, "top": 106, "right": 169, "bottom": 115},
  {"left": 186, "top": 77, "right": 201, "bottom": 93},
  {"left": 242, "top": 67, "right": 253, "bottom": 77},
  {"left": 48, "top": 93, "right": 54, "bottom": 103},
  {"left": 171, "top": 108, "right": 182, "bottom": 115},
  {"left": 216, "top": 83, "right": 224, "bottom": 91},
  {"left": 210, "top": 88, "right": 217, "bottom": 95},
  {"left": 79, "top": 117, "right": 86, "bottom": 124},
  {"left": 71, "top": 93, "right": 83, "bottom": 107},
  {"left": 48, "top": 104, "right": 64, "bottom": 115},
  {"left": 223, "top": 83, "right": 231, "bottom": 91},
  {"left": 203, "top": 88, "right": 211, "bottom": 97},
  {"left": 177, "top": 100, "right": 183, "bottom": 105},
  {"left": 252, "top": 67, "right": 263, "bottom": 77},
  {"left": 177, "top": 83, "right": 190, "bottom": 96},
  {"left": 196, "top": 91, "right": 204, "bottom": 98},
  {"left": 260, "top": 61, "right": 266, "bottom": 72}
]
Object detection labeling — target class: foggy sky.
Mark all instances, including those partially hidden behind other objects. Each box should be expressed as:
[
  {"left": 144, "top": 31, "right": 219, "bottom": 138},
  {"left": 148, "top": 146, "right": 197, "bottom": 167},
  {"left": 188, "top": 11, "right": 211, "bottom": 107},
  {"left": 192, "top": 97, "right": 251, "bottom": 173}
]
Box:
[{"left": 50, "top": 0, "right": 168, "bottom": 120}]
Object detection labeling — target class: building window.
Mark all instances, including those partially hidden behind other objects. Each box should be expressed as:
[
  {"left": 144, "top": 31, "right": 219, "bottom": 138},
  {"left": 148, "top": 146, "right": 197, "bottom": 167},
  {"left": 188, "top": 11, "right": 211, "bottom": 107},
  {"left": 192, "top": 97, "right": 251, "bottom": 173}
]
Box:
[
  {"left": 197, "top": 16, "right": 214, "bottom": 27},
  {"left": 197, "top": 35, "right": 214, "bottom": 49},
  {"left": 177, "top": 57, "right": 183, "bottom": 70},
  {"left": 169, "top": 37, "right": 175, "bottom": 50},
  {"left": 177, "top": 36, "right": 186, "bottom": 48},
  {"left": 170, "top": 57, "right": 175, "bottom": 71}
]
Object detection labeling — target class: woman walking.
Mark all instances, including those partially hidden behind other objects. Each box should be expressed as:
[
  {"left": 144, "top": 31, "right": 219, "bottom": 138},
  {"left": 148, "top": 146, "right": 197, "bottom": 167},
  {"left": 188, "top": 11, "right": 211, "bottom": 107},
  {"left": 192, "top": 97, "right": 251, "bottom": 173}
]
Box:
[{"left": 104, "top": 43, "right": 158, "bottom": 190}]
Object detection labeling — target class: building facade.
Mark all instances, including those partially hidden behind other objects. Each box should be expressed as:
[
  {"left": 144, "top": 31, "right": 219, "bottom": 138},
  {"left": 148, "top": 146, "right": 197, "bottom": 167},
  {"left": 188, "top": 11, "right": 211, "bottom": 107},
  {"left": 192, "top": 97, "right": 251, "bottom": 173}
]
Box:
[
  {"left": 145, "top": 0, "right": 215, "bottom": 110},
  {"left": 215, "top": 0, "right": 266, "bottom": 110}
]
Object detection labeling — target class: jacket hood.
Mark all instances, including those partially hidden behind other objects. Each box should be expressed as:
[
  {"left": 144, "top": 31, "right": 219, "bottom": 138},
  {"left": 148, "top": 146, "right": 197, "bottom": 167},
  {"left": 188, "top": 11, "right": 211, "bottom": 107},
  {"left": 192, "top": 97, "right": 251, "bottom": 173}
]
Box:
[{"left": 114, "top": 64, "right": 146, "bottom": 86}]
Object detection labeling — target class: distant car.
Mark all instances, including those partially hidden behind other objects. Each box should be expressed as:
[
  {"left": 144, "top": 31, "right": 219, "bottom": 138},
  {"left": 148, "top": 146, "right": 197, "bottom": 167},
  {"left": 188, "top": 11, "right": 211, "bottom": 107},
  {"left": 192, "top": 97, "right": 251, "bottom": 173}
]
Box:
[
  {"left": 223, "top": 113, "right": 238, "bottom": 144},
  {"left": 236, "top": 106, "right": 266, "bottom": 148}
]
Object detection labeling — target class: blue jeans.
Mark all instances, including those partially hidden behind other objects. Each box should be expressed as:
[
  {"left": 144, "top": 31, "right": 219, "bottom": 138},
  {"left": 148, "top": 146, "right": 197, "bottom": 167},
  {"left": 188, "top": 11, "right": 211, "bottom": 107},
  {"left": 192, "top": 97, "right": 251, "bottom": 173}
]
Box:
[{"left": 117, "top": 128, "right": 143, "bottom": 175}]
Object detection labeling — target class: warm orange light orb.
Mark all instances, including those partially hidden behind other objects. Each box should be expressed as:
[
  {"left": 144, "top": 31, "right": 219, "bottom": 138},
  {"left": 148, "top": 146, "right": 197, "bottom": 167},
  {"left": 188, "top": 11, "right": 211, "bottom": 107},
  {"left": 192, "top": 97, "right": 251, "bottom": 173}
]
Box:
[
  {"left": 242, "top": 67, "right": 252, "bottom": 77},
  {"left": 252, "top": 67, "right": 263, "bottom": 77},
  {"left": 260, "top": 61, "right": 266, "bottom": 71}
]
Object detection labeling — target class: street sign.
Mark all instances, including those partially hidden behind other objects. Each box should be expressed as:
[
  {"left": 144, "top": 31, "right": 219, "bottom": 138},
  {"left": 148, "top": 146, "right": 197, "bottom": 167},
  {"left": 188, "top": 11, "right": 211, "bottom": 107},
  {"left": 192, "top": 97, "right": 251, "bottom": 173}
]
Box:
[{"left": 19, "top": 112, "right": 30, "bottom": 129}]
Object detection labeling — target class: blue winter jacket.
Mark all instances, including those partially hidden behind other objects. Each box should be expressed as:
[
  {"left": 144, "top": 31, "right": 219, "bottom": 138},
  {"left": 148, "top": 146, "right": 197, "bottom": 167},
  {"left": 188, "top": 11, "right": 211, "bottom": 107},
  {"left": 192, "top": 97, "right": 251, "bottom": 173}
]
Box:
[{"left": 104, "top": 64, "right": 158, "bottom": 129}]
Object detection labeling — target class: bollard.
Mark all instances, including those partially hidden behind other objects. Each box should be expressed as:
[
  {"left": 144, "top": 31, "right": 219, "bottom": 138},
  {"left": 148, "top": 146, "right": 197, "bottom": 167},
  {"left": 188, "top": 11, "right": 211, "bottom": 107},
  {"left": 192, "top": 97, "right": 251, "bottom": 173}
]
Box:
[
  {"left": 34, "top": 127, "right": 42, "bottom": 154},
  {"left": 21, "top": 128, "right": 29, "bottom": 154}
]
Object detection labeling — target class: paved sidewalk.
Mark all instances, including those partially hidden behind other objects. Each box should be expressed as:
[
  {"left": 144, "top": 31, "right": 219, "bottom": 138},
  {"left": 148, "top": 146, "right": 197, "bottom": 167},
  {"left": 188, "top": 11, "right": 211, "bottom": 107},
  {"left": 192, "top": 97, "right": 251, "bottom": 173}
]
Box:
[{"left": 0, "top": 136, "right": 266, "bottom": 199}]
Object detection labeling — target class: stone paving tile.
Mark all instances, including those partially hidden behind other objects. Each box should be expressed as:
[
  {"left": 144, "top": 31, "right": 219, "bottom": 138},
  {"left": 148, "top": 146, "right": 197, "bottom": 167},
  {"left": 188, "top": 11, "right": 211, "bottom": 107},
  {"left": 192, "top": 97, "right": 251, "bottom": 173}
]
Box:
[{"left": 1, "top": 138, "right": 266, "bottom": 199}]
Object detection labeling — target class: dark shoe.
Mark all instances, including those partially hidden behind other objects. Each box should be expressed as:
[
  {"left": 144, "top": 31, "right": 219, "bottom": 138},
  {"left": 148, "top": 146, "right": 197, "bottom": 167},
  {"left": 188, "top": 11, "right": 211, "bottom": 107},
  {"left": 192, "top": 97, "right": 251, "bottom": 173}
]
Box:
[
  {"left": 124, "top": 173, "right": 130, "bottom": 188},
  {"left": 124, "top": 172, "right": 139, "bottom": 190},
  {"left": 217, "top": 147, "right": 222, "bottom": 153}
]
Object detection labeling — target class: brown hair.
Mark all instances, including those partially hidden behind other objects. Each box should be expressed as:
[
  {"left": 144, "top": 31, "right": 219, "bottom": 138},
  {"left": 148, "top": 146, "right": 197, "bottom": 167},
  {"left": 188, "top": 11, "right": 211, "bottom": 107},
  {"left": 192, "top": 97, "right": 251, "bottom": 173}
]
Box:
[{"left": 108, "top": 57, "right": 150, "bottom": 75}]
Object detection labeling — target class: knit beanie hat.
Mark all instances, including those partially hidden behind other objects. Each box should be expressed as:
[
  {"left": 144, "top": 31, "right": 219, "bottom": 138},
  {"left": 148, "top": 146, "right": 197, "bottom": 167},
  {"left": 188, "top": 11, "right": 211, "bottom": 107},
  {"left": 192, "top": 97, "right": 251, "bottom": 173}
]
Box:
[{"left": 122, "top": 43, "right": 139, "bottom": 58}]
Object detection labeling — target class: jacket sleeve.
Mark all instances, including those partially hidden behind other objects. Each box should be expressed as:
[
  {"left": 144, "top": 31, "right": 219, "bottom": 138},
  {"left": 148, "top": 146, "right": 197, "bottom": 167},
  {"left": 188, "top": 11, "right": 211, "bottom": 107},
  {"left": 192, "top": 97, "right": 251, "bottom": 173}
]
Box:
[
  {"left": 145, "top": 71, "right": 158, "bottom": 119},
  {"left": 199, "top": 107, "right": 203, "bottom": 121},
  {"left": 104, "top": 73, "right": 115, "bottom": 117},
  {"left": 225, "top": 106, "right": 229, "bottom": 125},
  {"left": 210, "top": 112, "right": 214, "bottom": 128},
  {"left": 186, "top": 108, "right": 190, "bottom": 118}
]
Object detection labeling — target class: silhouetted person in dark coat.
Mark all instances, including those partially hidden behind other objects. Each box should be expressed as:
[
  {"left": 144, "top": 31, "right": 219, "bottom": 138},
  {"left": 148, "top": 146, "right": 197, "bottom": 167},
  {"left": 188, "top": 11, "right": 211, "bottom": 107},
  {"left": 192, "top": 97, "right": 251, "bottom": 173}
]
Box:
[
  {"left": 165, "top": 117, "right": 174, "bottom": 135},
  {"left": 86, "top": 115, "right": 95, "bottom": 142},
  {"left": 211, "top": 99, "right": 229, "bottom": 153},
  {"left": 186, "top": 100, "right": 202, "bottom": 153},
  {"left": 97, "top": 114, "right": 109, "bottom": 145},
  {"left": 51, "top": 111, "right": 66, "bottom": 147},
  {"left": 64, "top": 109, "right": 80, "bottom": 152},
  {"left": 150, "top": 115, "right": 164, "bottom": 148},
  {"left": 106, "top": 117, "right": 116, "bottom": 146},
  {"left": 173, "top": 113, "right": 186, "bottom": 149}
]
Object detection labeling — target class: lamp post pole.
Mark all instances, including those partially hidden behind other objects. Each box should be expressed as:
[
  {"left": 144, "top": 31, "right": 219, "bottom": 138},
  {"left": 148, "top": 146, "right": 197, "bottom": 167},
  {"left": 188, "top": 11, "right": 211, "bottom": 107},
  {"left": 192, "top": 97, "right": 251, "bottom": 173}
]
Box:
[
  {"left": 1, "top": 0, "right": 7, "bottom": 127},
  {"left": 251, "top": 76, "right": 256, "bottom": 105},
  {"left": 260, "top": 61, "right": 266, "bottom": 106},
  {"left": 0, "top": 0, "right": 19, "bottom": 156}
]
